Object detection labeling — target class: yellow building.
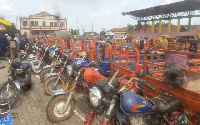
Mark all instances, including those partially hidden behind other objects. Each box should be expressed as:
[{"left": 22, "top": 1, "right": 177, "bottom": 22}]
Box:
[
  {"left": 20, "top": 11, "right": 67, "bottom": 36},
  {"left": 107, "top": 28, "right": 128, "bottom": 37}
]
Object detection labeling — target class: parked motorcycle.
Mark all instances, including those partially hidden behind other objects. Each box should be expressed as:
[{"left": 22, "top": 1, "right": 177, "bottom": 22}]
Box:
[
  {"left": 39, "top": 50, "right": 69, "bottom": 83},
  {"left": 46, "top": 57, "right": 105, "bottom": 123},
  {"left": 83, "top": 72, "right": 196, "bottom": 125},
  {"left": 19, "top": 43, "right": 32, "bottom": 60},
  {"left": 0, "top": 57, "right": 32, "bottom": 108},
  {"left": 43, "top": 52, "right": 86, "bottom": 95},
  {"left": 31, "top": 45, "right": 58, "bottom": 74}
]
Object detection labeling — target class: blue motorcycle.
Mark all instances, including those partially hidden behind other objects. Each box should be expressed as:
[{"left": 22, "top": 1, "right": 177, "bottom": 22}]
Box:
[{"left": 84, "top": 71, "right": 187, "bottom": 125}]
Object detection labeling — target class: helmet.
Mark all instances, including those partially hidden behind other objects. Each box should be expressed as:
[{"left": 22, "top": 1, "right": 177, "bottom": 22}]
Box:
[{"left": 120, "top": 91, "right": 153, "bottom": 115}]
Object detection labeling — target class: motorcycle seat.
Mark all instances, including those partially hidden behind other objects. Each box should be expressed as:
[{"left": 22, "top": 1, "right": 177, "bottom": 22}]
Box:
[
  {"left": 11, "top": 61, "right": 22, "bottom": 69},
  {"left": 21, "top": 61, "right": 30, "bottom": 71},
  {"left": 149, "top": 94, "right": 181, "bottom": 113}
]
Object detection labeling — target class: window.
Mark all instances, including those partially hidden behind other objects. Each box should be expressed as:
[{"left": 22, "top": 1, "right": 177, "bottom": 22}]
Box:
[
  {"left": 31, "top": 21, "right": 34, "bottom": 26},
  {"left": 60, "top": 22, "right": 65, "bottom": 27},
  {"left": 43, "top": 21, "right": 46, "bottom": 26},
  {"left": 50, "top": 22, "right": 53, "bottom": 27},
  {"left": 23, "top": 21, "right": 27, "bottom": 26},
  {"left": 35, "top": 21, "right": 38, "bottom": 26},
  {"left": 54, "top": 22, "right": 57, "bottom": 27}
]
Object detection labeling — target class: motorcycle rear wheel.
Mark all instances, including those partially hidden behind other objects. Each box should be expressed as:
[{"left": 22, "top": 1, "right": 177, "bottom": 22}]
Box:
[
  {"left": 46, "top": 95, "right": 75, "bottom": 123},
  {"left": 40, "top": 68, "right": 56, "bottom": 83},
  {"left": 44, "top": 76, "right": 65, "bottom": 96},
  {"left": 0, "top": 82, "right": 20, "bottom": 108}
]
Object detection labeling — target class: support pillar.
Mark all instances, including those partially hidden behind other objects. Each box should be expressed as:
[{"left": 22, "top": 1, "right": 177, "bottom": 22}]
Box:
[
  {"left": 177, "top": 18, "right": 180, "bottom": 32},
  {"left": 168, "top": 20, "right": 171, "bottom": 33},
  {"left": 151, "top": 21, "right": 154, "bottom": 33},
  {"left": 159, "top": 20, "right": 162, "bottom": 33},
  {"left": 137, "top": 21, "right": 140, "bottom": 33},
  {"left": 188, "top": 17, "right": 191, "bottom": 32},
  {"left": 144, "top": 22, "right": 147, "bottom": 33}
]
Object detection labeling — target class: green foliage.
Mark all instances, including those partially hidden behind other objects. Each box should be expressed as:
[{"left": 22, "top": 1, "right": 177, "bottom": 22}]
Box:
[
  {"left": 70, "top": 28, "right": 79, "bottom": 35},
  {"left": 100, "top": 30, "right": 106, "bottom": 36},
  {"left": 154, "top": 22, "right": 173, "bottom": 27},
  {"left": 4, "top": 23, "right": 18, "bottom": 35},
  {"left": 127, "top": 24, "right": 135, "bottom": 33}
]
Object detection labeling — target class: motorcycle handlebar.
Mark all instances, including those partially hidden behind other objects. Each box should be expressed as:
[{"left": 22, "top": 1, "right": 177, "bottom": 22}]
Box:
[
  {"left": 0, "top": 57, "right": 10, "bottom": 64},
  {"left": 138, "top": 79, "right": 156, "bottom": 91}
]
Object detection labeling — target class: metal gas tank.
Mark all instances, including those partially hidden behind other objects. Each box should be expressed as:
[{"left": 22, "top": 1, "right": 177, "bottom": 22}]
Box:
[{"left": 84, "top": 68, "right": 105, "bottom": 83}]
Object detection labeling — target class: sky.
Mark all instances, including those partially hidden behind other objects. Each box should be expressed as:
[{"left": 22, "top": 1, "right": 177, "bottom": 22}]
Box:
[{"left": 0, "top": 0, "right": 200, "bottom": 34}]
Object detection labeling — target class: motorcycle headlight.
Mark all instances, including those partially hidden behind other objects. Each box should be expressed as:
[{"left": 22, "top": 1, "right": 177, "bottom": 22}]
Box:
[
  {"left": 15, "top": 69, "right": 24, "bottom": 74},
  {"left": 66, "top": 65, "right": 73, "bottom": 76},
  {"left": 89, "top": 87, "right": 103, "bottom": 107}
]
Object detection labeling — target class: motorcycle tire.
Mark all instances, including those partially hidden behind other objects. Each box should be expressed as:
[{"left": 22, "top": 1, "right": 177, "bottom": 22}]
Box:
[
  {"left": 46, "top": 95, "right": 75, "bottom": 123},
  {"left": 40, "top": 68, "right": 56, "bottom": 83},
  {"left": 31, "top": 61, "right": 42, "bottom": 74},
  {"left": 0, "top": 82, "right": 20, "bottom": 108},
  {"left": 20, "top": 54, "right": 26, "bottom": 61},
  {"left": 44, "top": 76, "right": 65, "bottom": 96}
]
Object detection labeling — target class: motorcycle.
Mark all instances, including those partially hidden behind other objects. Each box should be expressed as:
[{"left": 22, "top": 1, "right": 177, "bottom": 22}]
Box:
[
  {"left": 39, "top": 50, "right": 69, "bottom": 83},
  {"left": 0, "top": 57, "right": 32, "bottom": 108},
  {"left": 19, "top": 43, "right": 32, "bottom": 60},
  {"left": 83, "top": 71, "right": 197, "bottom": 125},
  {"left": 46, "top": 57, "right": 105, "bottom": 123},
  {"left": 43, "top": 52, "right": 86, "bottom": 95},
  {"left": 31, "top": 45, "right": 58, "bottom": 74},
  {"left": 0, "top": 99, "right": 13, "bottom": 125}
]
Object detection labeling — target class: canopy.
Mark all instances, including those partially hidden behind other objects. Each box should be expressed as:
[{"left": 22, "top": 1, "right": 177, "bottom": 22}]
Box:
[
  {"left": 122, "top": 0, "right": 200, "bottom": 18},
  {"left": 0, "top": 18, "right": 11, "bottom": 26}
]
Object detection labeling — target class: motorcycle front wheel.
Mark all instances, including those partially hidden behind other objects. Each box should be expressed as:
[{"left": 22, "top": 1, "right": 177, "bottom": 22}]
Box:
[
  {"left": 44, "top": 76, "right": 65, "bottom": 96},
  {"left": 40, "top": 68, "right": 56, "bottom": 83},
  {"left": 0, "top": 82, "right": 20, "bottom": 108},
  {"left": 46, "top": 95, "right": 75, "bottom": 123}
]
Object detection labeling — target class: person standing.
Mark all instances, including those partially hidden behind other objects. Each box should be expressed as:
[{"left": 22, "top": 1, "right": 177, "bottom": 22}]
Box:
[
  {"left": 9, "top": 35, "right": 18, "bottom": 59},
  {"left": 0, "top": 31, "right": 8, "bottom": 57},
  {"left": 20, "top": 34, "right": 29, "bottom": 50}
]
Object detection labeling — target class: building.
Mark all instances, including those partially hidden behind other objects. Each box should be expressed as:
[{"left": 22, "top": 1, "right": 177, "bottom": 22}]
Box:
[
  {"left": 107, "top": 28, "right": 128, "bottom": 37},
  {"left": 20, "top": 11, "right": 67, "bottom": 36}
]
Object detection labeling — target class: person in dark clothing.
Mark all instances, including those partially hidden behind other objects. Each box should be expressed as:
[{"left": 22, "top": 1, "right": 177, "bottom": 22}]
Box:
[
  {"left": 20, "top": 34, "right": 29, "bottom": 50},
  {"left": 0, "top": 31, "right": 8, "bottom": 57}
]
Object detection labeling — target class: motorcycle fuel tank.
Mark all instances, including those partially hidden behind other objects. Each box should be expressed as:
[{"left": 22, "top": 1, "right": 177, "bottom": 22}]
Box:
[
  {"left": 70, "top": 58, "right": 88, "bottom": 67},
  {"left": 84, "top": 68, "right": 105, "bottom": 83},
  {"left": 120, "top": 91, "right": 153, "bottom": 115}
]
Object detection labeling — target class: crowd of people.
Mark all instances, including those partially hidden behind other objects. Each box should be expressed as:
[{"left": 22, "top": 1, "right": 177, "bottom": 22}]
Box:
[{"left": 0, "top": 31, "right": 29, "bottom": 59}]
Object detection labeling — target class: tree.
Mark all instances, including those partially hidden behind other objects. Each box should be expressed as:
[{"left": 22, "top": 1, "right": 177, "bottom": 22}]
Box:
[
  {"left": 100, "top": 29, "right": 106, "bottom": 36},
  {"left": 70, "top": 28, "right": 79, "bottom": 35},
  {"left": 4, "top": 23, "right": 18, "bottom": 35},
  {"left": 127, "top": 24, "right": 135, "bottom": 33}
]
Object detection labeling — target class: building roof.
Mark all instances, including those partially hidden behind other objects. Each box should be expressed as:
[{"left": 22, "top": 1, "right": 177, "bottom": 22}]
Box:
[
  {"left": 122, "top": 0, "right": 200, "bottom": 18},
  {"left": 33, "top": 11, "right": 52, "bottom": 17},
  {"left": 108, "top": 28, "right": 128, "bottom": 32}
]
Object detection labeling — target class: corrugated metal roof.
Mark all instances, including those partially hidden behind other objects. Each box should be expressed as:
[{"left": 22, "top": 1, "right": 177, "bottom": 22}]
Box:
[{"left": 122, "top": 0, "right": 200, "bottom": 18}]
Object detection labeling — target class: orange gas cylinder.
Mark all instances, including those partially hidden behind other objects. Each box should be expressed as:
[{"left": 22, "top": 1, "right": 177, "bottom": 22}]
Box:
[{"left": 84, "top": 68, "right": 105, "bottom": 83}]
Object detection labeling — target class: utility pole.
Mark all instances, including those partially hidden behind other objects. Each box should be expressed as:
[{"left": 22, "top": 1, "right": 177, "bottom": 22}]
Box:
[
  {"left": 16, "top": 16, "right": 18, "bottom": 34},
  {"left": 82, "top": 27, "right": 85, "bottom": 35},
  {"left": 76, "top": 20, "right": 79, "bottom": 35},
  {"left": 92, "top": 22, "right": 93, "bottom": 33}
]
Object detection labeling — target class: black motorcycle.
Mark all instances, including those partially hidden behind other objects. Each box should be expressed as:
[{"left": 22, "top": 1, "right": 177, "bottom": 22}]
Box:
[{"left": 0, "top": 57, "right": 32, "bottom": 108}]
